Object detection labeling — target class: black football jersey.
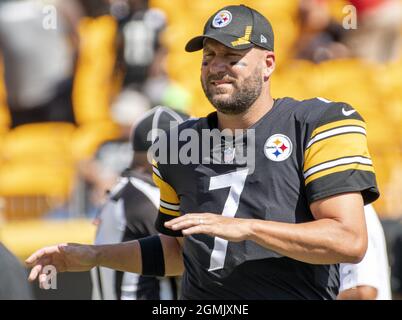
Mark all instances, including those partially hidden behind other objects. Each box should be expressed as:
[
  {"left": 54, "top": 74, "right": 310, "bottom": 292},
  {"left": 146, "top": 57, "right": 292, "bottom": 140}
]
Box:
[{"left": 152, "top": 97, "right": 379, "bottom": 300}]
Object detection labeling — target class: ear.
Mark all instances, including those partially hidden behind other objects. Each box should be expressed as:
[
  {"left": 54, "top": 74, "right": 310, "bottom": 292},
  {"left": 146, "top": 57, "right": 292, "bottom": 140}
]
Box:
[{"left": 263, "top": 51, "right": 275, "bottom": 81}]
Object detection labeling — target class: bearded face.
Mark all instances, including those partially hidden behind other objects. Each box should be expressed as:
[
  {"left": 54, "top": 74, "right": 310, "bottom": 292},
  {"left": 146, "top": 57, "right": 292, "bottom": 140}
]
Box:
[
  {"left": 200, "top": 40, "right": 265, "bottom": 115},
  {"left": 201, "top": 65, "right": 263, "bottom": 115}
]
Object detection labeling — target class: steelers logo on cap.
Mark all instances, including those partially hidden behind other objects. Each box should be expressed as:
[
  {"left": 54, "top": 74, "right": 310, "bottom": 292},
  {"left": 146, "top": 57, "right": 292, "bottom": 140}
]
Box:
[
  {"left": 264, "top": 134, "right": 293, "bottom": 162},
  {"left": 212, "top": 10, "right": 232, "bottom": 28}
]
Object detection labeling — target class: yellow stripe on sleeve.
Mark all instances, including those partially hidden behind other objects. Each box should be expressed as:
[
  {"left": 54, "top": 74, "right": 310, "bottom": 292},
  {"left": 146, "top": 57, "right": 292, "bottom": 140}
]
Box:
[
  {"left": 310, "top": 119, "right": 366, "bottom": 139},
  {"left": 305, "top": 163, "right": 375, "bottom": 185},
  {"left": 159, "top": 206, "right": 181, "bottom": 217},
  {"left": 304, "top": 133, "right": 371, "bottom": 173},
  {"left": 152, "top": 172, "right": 180, "bottom": 216}
]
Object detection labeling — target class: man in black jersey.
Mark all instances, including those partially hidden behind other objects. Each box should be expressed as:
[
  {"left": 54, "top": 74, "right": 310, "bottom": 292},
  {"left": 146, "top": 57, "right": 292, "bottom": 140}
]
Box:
[{"left": 26, "top": 5, "right": 378, "bottom": 300}]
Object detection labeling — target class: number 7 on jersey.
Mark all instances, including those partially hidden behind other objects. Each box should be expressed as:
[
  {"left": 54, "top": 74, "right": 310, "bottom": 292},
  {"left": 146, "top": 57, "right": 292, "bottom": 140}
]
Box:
[{"left": 208, "top": 168, "right": 249, "bottom": 271}]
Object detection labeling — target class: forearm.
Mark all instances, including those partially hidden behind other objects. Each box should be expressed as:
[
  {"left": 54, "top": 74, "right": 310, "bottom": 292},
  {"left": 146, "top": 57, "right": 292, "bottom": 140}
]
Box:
[
  {"left": 95, "top": 240, "right": 141, "bottom": 273},
  {"left": 94, "top": 235, "right": 184, "bottom": 276},
  {"left": 248, "top": 218, "right": 365, "bottom": 265},
  {"left": 161, "top": 235, "right": 185, "bottom": 276}
]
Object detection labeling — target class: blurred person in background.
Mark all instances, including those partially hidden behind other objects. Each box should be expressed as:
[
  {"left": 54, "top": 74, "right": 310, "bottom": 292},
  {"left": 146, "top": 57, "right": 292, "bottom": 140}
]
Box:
[
  {"left": 78, "top": 90, "right": 151, "bottom": 218},
  {"left": 110, "top": 0, "right": 191, "bottom": 113},
  {"left": 111, "top": 0, "right": 167, "bottom": 89},
  {"left": 91, "top": 106, "right": 188, "bottom": 300},
  {"left": 295, "top": 0, "right": 350, "bottom": 63},
  {"left": 344, "top": 0, "right": 402, "bottom": 63},
  {"left": 0, "top": 242, "right": 33, "bottom": 299},
  {"left": 76, "top": 0, "right": 110, "bottom": 18},
  {"left": 0, "top": 0, "right": 77, "bottom": 128},
  {"left": 338, "top": 205, "right": 392, "bottom": 300}
]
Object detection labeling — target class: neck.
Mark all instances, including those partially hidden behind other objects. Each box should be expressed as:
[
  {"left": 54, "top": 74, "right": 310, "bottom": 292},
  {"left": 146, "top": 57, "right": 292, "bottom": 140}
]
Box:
[
  {"left": 217, "top": 90, "right": 274, "bottom": 131},
  {"left": 131, "top": 165, "right": 153, "bottom": 177}
]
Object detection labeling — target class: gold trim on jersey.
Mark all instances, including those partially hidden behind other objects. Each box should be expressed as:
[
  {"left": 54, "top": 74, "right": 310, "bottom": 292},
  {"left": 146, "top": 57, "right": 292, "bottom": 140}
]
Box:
[
  {"left": 152, "top": 165, "right": 180, "bottom": 217},
  {"left": 159, "top": 206, "right": 180, "bottom": 217},
  {"left": 304, "top": 119, "right": 374, "bottom": 185},
  {"left": 306, "top": 125, "right": 366, "bottom": 150},
  {"left": 310, "top": 119, "right": 366, "bottom": 141},
  {"left": 304, "top": 133, "right": 371, "bottom": 171},
  {"left": 305, "top": 162, "right": 374, "bottom": 185}
]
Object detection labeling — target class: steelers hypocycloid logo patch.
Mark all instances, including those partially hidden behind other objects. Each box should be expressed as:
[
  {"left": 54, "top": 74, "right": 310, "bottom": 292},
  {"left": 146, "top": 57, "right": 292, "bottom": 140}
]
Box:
[
  {"left": 264, "top": 134, "right": 293, "bottom": 162},
  {"left": 212, "top": 10, "right": 232, "bottom": 28}
]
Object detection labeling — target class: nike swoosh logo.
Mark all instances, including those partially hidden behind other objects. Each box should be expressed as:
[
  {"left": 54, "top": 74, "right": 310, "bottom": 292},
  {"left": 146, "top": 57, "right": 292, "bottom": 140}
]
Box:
[{"left": 342, "top": 108, "right": 356, "bottom": 116}]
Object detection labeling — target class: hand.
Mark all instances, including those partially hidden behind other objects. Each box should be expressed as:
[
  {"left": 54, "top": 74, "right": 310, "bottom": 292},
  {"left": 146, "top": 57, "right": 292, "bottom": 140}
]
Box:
[
  {"left": 25, "top": 243, "right": 98, "bottom": 285},
  {"left": 164, "top": 213, "right": 254, "bottom": 242}
]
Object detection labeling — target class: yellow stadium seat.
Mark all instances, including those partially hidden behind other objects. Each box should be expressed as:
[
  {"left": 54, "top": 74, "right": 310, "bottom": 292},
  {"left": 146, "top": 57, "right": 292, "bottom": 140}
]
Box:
[
  {"left": 0, "top": 219, "right": 96, "bottom": 261},
  {"left": 235, "top": 0, "right": 299, "bottom": 19},
  {"left": 370, "top": 151, "right": 402, "bottom": 217},
  {"left": 72, "top": 15, "right": 119, "bottom": 125},
  {"left": 71, "top": 122, "right": 121, "bottom": 161},
  {"left": 0, "top": 122, "right": 75, "bottom": 163},
  {"left": 272, "top": 60, "right": 317, "bottom": 100},
  {"left": 0, "top": 55, "right": 10, "bottom": 132},
  {"left": 0, "top": 162, "right": 74, "bottom": 197},
  {"left": 382, "top": 93, "right": 402, "bottom": 136},
  {"left": 0, "top": 162, "right": 75, "bottom": 220},
  {"left": 378, "top": 159, "right": 402, "bottom": 218},
  {"left": 310, "top": 59, "right": 380, "bottom": 115},
  {"left": 190, "top": 88, "right": 214, "bottom": 118},
  {"left": 150, "top": 0, "right": 185, "bottom": 20},
  {"left": 328, "top": 0, "right": 350, "bottom": 22},
  {"left": 0, "top": 105, "right": 10, "bottom": 134},
  {"left": 365, "top": 113, "right": 400, "bottom": 149},
  {"left": 374, "top": 62, "right": 402, "bottom": 96},
  {"left": 314, "top": 59, "right": 375, "bottom": 91}
]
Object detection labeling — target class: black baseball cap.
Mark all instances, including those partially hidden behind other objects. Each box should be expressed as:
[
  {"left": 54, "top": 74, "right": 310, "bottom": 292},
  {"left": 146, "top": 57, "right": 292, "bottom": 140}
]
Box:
[
  {"left": 185, "top": 4, "right": 274, "bottom": 52},
  {"left": 131, "top": 106, "right": 190, "bottom": 152}
]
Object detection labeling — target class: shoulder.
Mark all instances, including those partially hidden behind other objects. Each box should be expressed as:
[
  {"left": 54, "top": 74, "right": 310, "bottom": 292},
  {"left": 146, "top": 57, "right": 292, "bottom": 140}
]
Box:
[
  {"left": 165, "top": 116, "right": 208, "bottom": 138},
  {"left": 281, "top": 97, "right": 364, "bottom": 124},
  {"left": 277, "top": 97, "right": 366, "bottom": 138},
  {"left": 176, "top": 117, "right": 203, "bottom": 131},
  {"left": 153, "top": 117, "right": 202, "bottom": 169}
]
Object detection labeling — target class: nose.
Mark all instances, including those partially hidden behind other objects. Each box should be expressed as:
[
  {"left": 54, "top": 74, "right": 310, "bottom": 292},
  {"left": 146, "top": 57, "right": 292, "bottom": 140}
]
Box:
[{"left": 208, "top": 56, "right": 229, "bottom": 74}]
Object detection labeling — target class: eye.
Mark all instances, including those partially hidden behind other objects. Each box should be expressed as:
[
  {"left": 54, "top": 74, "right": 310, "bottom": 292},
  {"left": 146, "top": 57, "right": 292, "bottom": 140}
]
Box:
[
  {"left": 229, "top": 58, "right": 244, "bottom": 66},
  {"left": 225, "top": 54, "right": 242, "bottom": 64},
  {"left": 202, "top": 53, "right": 214, "bottom": 66}
]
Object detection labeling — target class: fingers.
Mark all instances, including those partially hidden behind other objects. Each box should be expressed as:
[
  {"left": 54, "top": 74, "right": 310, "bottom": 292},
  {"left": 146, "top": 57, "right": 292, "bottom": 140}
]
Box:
[
  {"left": 169, "top": 218, "right": 199, "bottom": 231},
  {"left": 28, "top": 264, "right": 43, "bottom": 282},
  {"left": 26, "top": 245, "right": 60, "bottom": 283},
  {"left": 27, "top": 255, "right": 53, "bottom": 281},
  {"left": 25, "top": 248, "right": 46, "bottom": 266},
  {"left": 26, "top": 245, "right": 56, "bottom": 265},
  {"left": 165, "top": 214, "right": 210, "bottom": 228},
  {"left": 164, "top": 214, "right": 244, "bottom": 241},
  {"left": 182, "top": 225, "right": 206, "bottom": 236},
  {"left": 164, "top": 214, "right": 215, "bottom": 237},
  {"left": 165, "top": 214, "right": 209, "bottom": 231}
]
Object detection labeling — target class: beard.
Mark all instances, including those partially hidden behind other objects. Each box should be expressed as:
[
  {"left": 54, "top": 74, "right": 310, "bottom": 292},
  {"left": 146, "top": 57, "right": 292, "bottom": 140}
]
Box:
[{"left": 201, "top": 67, "right": 263, "bottom": 115}]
